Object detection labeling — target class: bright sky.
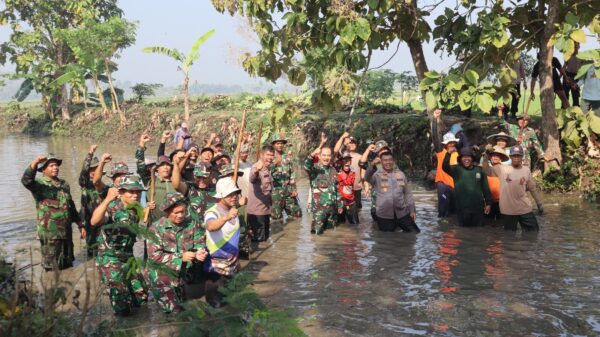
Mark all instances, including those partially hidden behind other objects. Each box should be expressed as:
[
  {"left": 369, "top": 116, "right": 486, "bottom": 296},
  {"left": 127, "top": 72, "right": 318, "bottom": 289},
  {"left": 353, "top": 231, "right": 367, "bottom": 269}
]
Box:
[{"left": 1, "top": 0, "right": 598, "bottom": 88}]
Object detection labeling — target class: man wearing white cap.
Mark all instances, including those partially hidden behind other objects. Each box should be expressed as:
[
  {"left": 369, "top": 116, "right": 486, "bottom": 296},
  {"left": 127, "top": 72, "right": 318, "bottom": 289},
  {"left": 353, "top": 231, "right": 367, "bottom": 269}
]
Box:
[
  {"left": 431, "top": 109, "right": 459, "bottom": 217},
  {"left": 203, "top": 177, "right": 243, "bottom": 307}
]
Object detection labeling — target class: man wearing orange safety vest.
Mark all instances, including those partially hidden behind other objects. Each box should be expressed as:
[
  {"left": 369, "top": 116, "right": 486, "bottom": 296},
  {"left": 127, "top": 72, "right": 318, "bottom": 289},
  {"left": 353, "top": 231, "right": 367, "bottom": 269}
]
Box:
[{"left": 431, "top": 109, "right": 460, "bottom": 217}]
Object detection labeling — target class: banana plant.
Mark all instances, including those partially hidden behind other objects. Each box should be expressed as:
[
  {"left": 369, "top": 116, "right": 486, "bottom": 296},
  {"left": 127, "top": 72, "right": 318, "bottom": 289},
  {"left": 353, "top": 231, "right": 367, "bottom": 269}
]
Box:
[{"left": 143, "top": 29, "right": 215, "bottom": 121}]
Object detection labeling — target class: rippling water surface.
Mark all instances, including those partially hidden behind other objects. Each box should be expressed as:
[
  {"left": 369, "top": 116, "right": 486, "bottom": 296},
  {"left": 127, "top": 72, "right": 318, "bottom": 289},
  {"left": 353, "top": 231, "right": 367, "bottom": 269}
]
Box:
[{"left": 2, "top": 134, "right": 599, "bottom": 336}]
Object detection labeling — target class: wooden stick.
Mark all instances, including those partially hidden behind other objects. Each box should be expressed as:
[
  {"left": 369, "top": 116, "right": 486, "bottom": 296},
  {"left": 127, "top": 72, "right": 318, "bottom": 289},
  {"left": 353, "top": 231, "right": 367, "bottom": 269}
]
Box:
[
  {"left": 523, "top": 91, "right": 533, "bottom": 116},
  {"left": 233, "top": 109, "right": 248, "bottom": 183},
  {"left": 143, "top": 166, "right": 156, "bottom": 261},
  {"left": 255, "top": 121, "right": 263, "bottom": 162}
]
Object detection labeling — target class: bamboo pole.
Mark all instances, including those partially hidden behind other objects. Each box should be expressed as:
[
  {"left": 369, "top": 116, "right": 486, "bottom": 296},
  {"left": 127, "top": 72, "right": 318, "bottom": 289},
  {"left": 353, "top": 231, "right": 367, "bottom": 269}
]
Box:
[
  {"left": 232, "top": 109, "right": 248, "bottom": 183},
  {"left": 143, "top": 166, "right": 156, "bottom": 260},
  {"left": 255, "top": 122, "right": 263, "bottom": 162}
]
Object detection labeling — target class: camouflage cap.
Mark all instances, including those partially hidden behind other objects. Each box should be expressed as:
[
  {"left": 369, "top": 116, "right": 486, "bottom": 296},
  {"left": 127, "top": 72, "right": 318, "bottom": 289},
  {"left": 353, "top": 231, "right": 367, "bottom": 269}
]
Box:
[
  {"left": 37, "top": 154, "right": 63, "bottom": 172},
  {"left": 340, "top": 151, "right": 353, "bottom": 160},
  {"left": 193, "top": 163, "right": 211, "bottom": 178},
  {"left": 107, "top": 162, "right": 130, "bottom": 178},
  {"left": 160, "top": 192, "right": 187, "bottom": 212},
  {"left": 516, "top": 113, "right": 531, "bottom": 121},
  {"left": 115, "top": 175, "right": 147, "bottom": 191},
  {"left": 374, "top": 140, "right": 390, "bottom": 154},
  {"left": 270, "top": 132, "right": 288, "bottom": 145},
  {"left": 219, "top": 163, "right": 244, "bottom": 178},
  {"left": 157, "top": 155, "right": 173, "bottom": 167},
  {"left": 212, "top": 152, "right": 231, "bottom": 164}
]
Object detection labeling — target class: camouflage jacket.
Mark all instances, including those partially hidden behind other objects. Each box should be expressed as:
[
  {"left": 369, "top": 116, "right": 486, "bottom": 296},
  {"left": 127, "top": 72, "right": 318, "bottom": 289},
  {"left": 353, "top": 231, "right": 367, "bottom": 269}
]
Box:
[
  {"left": 135, "top": 146, "right": 151, "bottom": 186},
  {"left": 147, "top": 216, "right": 205, "bottom": 279},
  {"left": 271, "top": 153, "right": 298, "bottom": 192},
  {"left": 501, "top": 119, "right": 545, "bottom": 161},
  {"left": 79, "top": 153, "right": 108, "bottom": 224},
  {"left": 98, "top": 198, "right": 140, "bottom": 258},
  {"left": 135, "top": 146, "right": 173, "bottom": 221},
  {"left": 21, "top": 166, "right": 80, "bottom": 240},
  {"left": 303, "top": 155, "right": 342, "bottom": 209},
  {"left": 187, "top": 184, "right": 217, "bottom": 223}
]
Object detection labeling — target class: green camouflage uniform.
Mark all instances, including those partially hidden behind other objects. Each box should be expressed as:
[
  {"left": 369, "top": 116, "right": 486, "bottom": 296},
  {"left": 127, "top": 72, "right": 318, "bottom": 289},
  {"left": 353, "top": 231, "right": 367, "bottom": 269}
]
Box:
[
  {"left": 188, "top": 186, "right": 216, "bottom": 223},
  {"left": 135, "top": 146, "right": 173, "bottom": 221},
  {"left": 147, "top": 215, "right": 205, "bottom": 313},
  {"left": 502, "top": 119, "right": 545, "bottom": 167},
  {"left": 79, "top": 154, "right": 107, "bottom": 256},
  {"left": 21, "top": 166, "right": 81, "bottom": 270},
  {"left": 271, "top": 153, "right": 302, "bottom": 220},
  {"left": 304, "top": 155, "right": 342, "bottom": 234},
  {"left": 96, "top": 198, "right": 148, "bottom": 315}
]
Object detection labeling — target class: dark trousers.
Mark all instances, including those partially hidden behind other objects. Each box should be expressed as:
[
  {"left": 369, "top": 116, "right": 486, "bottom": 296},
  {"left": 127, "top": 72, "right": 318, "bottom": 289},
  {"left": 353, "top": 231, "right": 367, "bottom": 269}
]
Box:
[
  {"left": 338, "top": 203, "right": 359, "bottom": 224},
  {"left": 204, "top": 272, "right": 230, "bottom": 308},
  {"left": 457, "top": 211, "right": 484, "bottom": 227},
  {"left": 436, "top": 182, "right": 455, "bottom": 217},
  {"left": 564, "top": 71, "right": 580, "bottom": 107},
  {"left": 502, "top": 212, "right": 539, "bottom": 231},
  {"left": 353, "top": 190, "right": 363, "bottom": 209},
  {"left": 486, "top": 202, "right": 502, "bottom": 221},
  {"left": 248, "top": 214, "right": 270, "bottom": 242},
  {"left": 376, "top": 213, "right": 420, "bottom": 233},
  {"left": 508, "top": 83, "right": 521, "bottom": 117}
]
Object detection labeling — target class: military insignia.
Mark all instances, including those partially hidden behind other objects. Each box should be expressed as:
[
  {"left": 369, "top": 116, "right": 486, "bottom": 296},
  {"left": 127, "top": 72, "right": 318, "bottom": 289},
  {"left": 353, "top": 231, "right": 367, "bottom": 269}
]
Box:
[{"left": 476, "top": 172, "right": 481, "bottom": 180}]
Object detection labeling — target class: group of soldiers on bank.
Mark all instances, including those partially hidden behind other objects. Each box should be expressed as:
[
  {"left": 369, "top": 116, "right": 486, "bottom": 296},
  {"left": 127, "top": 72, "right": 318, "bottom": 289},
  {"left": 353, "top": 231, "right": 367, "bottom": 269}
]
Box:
[
  {"left": 21, "top": 105, "right": 551, "bottom": 315},
  {"left": 21, "top": 126, "right": 301, "bottom": 315}
]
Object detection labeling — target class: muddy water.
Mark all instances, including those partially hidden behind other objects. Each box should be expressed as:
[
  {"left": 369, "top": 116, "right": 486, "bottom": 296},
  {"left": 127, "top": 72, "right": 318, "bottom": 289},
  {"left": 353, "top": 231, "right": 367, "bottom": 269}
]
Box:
[{"left": 2, "top": 134, "right": 600, "bottom": 336}]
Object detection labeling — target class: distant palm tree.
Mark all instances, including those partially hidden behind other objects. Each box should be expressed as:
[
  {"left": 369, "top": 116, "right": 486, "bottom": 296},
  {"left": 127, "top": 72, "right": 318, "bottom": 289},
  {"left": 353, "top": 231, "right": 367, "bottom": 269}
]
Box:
[{"left": 143, "top": 29, "right": 215, "bottom": 121}]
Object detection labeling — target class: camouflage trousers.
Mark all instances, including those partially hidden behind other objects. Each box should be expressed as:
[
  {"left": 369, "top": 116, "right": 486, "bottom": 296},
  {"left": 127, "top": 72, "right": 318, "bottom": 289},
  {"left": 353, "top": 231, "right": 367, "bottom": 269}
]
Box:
[
  {"left": 271, "top": 187, "right": 302, "bottom": 220},
  {"left": 84, "top": 221, "right": 100, "bottom": 257},
  {"left": 311, "top": 204, "right": 337, "bottom": 235},
  {"left": 39, "top": 238, "right": 73, "bottom": 270},
  {"left": 96, "top": 253, "right": 148, "bottom": 315},
  {"left": 148, "top": 269, "right": 185, "bottom": 314}
]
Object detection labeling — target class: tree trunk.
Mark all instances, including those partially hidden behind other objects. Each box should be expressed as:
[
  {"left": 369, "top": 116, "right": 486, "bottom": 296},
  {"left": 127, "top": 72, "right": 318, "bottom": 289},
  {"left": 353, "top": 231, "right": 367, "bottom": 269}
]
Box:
[
  {"left": 59, "top": 84, "right": 70, "bottom": 120},
  {"left": 42, "top": 94, "right": 54, "bottom": 120},
  {"left": 104, "top": 60, "right": 126, "bottom": 126},
  {"left": 539, "top": 0, "right": 562, "bottom": 171},
  {"left": 92, "top": 75, "right": 109, "bottom": 115},
  {"left": 406, "top": 39, "right": 429, "bottom": 82},
  {"left": 182, "top": 75, "right": 190, "bottom": 121}
]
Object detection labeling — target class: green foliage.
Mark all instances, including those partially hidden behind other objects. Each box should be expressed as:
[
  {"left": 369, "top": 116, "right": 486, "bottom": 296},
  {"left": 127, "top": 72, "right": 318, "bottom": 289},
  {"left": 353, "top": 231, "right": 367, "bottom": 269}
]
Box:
[
  {"left": 211, "top": 0, "right": 430, "bottom": 113},
  {"left": 419, "top": 70, "right": 495, "bottom": 113},
  {"left": 131, "top": 83, "right": 162, "bottom": 102},
  {"left": 556, "top": 107, "right": 600, "bottom": 152},
  {"left": 143, "top": 29, "right": 215, "bottom": 73},
  {"left": 362, "top": 69, "right": 397, "bottom": 103},
  {"left": 0, "top": 0, "right": 123, "bottom": 117}
]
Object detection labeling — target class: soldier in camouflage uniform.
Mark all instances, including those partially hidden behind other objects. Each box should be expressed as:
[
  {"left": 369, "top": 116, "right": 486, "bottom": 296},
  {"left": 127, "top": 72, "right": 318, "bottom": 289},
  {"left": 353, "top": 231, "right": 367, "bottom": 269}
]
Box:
[
  {"left": 498, "top": 108, "right": 546, "bottom": 167},
  {"left": 91, "top": 176, "right": 150, "bottom": 315},
  {"left": 147, "top": 192, "right": 207, "bottom": 313},
  {"left": 22, "top": 154, "right": 84, "bottom": 270},
  {"left": 171, "top": 152, "right": 217, "bottom": 223},
  {"left": 270, "top": 133, "right": 302, "bottom": 221},
  {"left": 304, "top": 145, "right": 343, "bottom": 234},
  {"left": 79, "top": 145, "right": 108, "bottom": 257},
  {"left": 136, "top": 133, "right": 175, "bottom": 221}
]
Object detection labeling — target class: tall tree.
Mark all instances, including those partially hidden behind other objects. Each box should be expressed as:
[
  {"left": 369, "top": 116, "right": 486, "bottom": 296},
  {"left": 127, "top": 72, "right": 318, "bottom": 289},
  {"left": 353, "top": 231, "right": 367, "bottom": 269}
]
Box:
[
  {"left": 61, "top": 17, "right": 137, "bottom": 125},
  {"left": 426, "top": 1, "right": 599, "bottom": 170},
  {"left": 0, "top": 0, "right": 122, "bottom": 120},
  {"left": 143, "top": 29, "right": 215, "bottom": 121},
  {"left": 210, "top": 0, "right": 433, "bottom": 112}
]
